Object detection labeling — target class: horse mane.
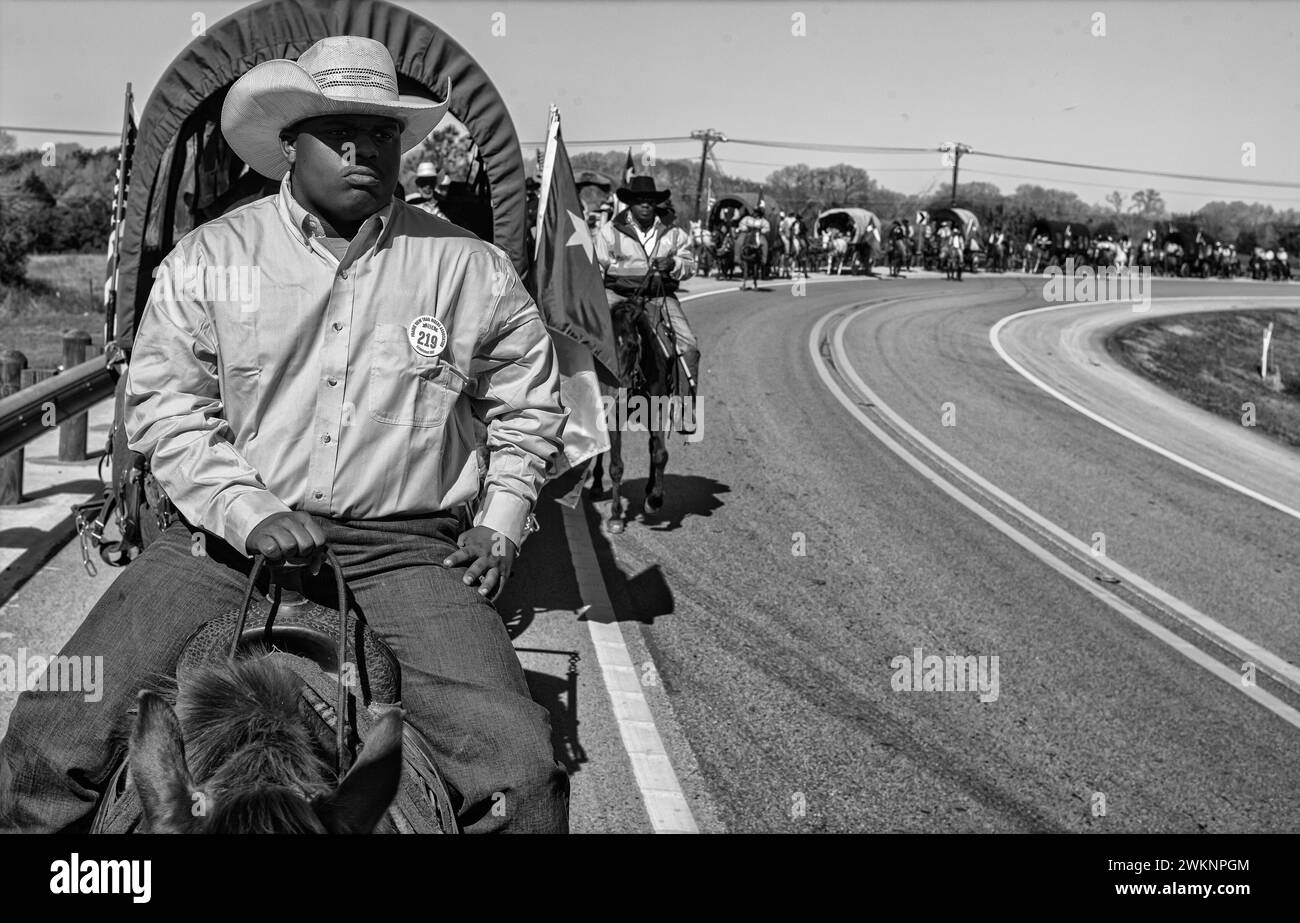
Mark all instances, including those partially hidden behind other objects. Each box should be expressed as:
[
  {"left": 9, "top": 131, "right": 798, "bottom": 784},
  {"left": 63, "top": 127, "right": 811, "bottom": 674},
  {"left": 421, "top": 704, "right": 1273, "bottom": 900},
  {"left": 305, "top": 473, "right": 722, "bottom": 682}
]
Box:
[
  {"left": 129, "top": 656, "right": 336, "bottom": 832},
  {"left": 176, "top": 657, "right": 334, "bottom": 796}
]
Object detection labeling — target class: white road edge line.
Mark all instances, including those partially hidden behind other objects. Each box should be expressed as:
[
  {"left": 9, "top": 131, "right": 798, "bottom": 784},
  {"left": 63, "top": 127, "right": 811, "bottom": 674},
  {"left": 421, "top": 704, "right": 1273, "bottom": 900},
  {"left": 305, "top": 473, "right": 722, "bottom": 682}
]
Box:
[
  {"left": 558, "top": 276, "right": 878, "bottom": 833},
  {"left": 810, "top": 306, "right": 1300, "bottom": 730},
  {"left": 561, "top": 502, "right": 699, "bottom": 833},
  {"left": 561, "top": 276, "right": 874, "bottom": 834},
  {"left": 679, "top": 274, "right": 879, "bottom": 304},
  {"left": 989, "top": 296, "right": 1300, "bottom": 523}
]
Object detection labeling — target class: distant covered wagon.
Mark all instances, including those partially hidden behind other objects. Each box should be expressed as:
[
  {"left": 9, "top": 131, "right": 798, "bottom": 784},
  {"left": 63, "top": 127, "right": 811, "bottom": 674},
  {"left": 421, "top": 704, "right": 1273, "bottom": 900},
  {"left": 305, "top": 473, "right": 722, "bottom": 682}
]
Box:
[
  {"left": 814, "top": 207, "right": 883, "bottom": 273},
  {"left": 708, "top": 192, "right": 784, "bottom": 248},
  {"left": 920, "top": 207, "right": 984, "bottom": 270}
]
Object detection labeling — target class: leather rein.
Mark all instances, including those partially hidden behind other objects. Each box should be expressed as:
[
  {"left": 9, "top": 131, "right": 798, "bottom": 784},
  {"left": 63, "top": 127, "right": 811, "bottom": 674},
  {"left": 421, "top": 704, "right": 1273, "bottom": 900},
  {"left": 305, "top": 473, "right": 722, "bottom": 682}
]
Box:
[{"left": 229, "top": 548, "right": 352, "bottom": 777}]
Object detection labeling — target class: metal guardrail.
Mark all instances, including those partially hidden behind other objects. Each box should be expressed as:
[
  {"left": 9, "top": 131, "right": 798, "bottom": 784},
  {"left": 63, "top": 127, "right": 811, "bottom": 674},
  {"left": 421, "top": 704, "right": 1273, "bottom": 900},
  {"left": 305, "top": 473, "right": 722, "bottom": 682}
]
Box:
[
  {"left": 0, "top": 358, "right": 114, "bottom": 458},
  {"left": 20, "top": 368, "right": 61, "bottom": 389}
]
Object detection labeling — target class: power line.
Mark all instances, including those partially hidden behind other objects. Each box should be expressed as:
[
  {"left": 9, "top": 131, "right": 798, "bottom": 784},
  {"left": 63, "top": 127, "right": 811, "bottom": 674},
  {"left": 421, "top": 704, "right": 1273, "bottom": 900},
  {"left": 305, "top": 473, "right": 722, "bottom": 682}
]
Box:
[
  {"left": 973, "top": 149, "right": 1300, "bottom": 190},
  {"left": 728, "top": 137, "right": 935, "bottom": 155},
  {"left": 0, "top": 125, "right": 120, "bottom": 137},
  {"left": 712, "top": 155, "right": 944, "bottom": 172},
  {"left": 518, "top": 135, "right": 694, "bottom": 147},
  {"left": 962, "top": 168, "right": 1300, "bottom": 205}
]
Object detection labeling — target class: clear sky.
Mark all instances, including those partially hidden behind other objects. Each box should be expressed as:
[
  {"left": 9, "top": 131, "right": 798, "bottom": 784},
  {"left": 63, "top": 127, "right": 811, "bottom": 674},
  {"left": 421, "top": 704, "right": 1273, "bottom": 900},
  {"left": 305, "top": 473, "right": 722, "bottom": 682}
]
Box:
[{"left": 2, "top": 0, "right": 1297, "bottom": 213}]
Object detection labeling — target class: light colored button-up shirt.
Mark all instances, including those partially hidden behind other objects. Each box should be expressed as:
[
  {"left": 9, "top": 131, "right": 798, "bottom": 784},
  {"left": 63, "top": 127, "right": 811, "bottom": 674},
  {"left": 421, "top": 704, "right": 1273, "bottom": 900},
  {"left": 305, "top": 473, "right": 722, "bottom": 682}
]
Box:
[
  {"left": 125, "top": 173, "right": 566, "bottom": 554},
  {"left": 631, "top": 220, "right": 660, "bottom": 256}
]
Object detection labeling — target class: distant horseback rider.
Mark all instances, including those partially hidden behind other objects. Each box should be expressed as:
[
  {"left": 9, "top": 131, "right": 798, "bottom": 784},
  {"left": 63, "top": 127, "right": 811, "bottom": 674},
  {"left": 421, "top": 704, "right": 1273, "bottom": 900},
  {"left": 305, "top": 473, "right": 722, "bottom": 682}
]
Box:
[
  {"left": 889, "top": 219, "right": 906, "bottom": 255},
  {"left": 779, "top": 210, "right": 796, "bottom": 247},
  {"left": 735, "top": 204, "right": 771, "bottom": 273},
  {"left": 595, "top": 176, "right": 699, "bottom": 410},
  {"left": 862, "top": 217, "right": 879, "bottom": 271}
]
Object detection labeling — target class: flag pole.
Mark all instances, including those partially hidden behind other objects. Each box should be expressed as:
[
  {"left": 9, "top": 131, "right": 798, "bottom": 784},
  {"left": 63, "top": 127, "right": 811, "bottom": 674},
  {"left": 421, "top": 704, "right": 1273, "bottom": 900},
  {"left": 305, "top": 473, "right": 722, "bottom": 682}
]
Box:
[{"left": 534, "top": 105, "right": 560, "bottom": 264}]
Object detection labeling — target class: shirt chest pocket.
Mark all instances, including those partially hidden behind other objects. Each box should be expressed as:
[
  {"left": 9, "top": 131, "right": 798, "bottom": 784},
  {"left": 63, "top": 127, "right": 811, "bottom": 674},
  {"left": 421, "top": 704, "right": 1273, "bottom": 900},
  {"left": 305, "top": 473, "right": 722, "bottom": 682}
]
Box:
[{"left": 368, "top": 322, "right": 464, "bottom": 428}]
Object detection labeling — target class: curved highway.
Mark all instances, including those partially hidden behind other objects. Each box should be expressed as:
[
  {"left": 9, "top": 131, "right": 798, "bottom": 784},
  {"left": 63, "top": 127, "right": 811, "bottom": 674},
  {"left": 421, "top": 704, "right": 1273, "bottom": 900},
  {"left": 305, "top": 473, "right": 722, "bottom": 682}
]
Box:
[{"left": 594, "top": 274, "right": 1300, "bottom": 832}]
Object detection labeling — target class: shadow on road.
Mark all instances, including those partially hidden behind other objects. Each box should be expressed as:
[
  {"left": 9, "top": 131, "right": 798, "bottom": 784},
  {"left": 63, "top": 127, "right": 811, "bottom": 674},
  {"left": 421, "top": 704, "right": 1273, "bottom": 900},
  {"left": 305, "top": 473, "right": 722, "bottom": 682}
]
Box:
[
  {"left": 496, "top": 491, "right": 584, "bottom": 639},
  {"left": 494, "top": 489, "right": 589, "bottom": 776},
  {"left": 523, "top": 665, "right": 587, "bottom": 775},
  {"left": 594, "top": 473, "right": 730, "bottom": 532},
  {"left": 580, "top": 474, "right": 730, "bottom": 626}
]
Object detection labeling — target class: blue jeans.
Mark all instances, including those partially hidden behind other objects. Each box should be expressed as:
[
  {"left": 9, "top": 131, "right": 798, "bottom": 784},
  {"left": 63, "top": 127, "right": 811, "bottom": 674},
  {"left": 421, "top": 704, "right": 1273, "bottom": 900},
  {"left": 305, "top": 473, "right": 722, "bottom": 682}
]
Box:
[{"left": 0, "top": 513, "right": 568, "bottom": 833}]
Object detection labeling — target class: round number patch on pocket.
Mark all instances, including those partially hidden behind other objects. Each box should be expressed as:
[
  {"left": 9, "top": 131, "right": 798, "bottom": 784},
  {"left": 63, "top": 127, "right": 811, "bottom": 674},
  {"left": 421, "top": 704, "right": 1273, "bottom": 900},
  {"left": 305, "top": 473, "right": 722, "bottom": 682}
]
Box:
[{"left": 407, "top": 315, "right": 448, "bottom": 358}]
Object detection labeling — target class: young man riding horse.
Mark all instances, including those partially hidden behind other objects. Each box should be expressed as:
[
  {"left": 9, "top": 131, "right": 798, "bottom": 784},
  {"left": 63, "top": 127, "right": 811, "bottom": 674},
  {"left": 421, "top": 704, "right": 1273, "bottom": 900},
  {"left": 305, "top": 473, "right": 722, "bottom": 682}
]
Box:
[
  {"left": 594, "top": 176, "right": 699, "bottom": 416},
  {"left": 0, "top": 37, "right": 569, "bottom": 834}
]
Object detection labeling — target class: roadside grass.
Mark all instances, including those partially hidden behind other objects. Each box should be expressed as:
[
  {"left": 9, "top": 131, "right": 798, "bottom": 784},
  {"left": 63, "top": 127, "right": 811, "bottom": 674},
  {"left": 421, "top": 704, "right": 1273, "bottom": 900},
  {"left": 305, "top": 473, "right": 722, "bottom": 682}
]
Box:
[
  {"left": 0, "top": 253, "right": 104, "bottom": 372},
  {"left": 1107, "top": 309, "right": 1300, "bottom": 450}
]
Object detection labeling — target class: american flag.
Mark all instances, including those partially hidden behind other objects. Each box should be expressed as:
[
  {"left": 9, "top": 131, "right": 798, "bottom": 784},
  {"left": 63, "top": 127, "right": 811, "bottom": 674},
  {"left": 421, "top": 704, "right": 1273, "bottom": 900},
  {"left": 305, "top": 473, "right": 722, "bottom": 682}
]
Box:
[{"left": 104, "top": 83, "right": 136, "bottom": 354}]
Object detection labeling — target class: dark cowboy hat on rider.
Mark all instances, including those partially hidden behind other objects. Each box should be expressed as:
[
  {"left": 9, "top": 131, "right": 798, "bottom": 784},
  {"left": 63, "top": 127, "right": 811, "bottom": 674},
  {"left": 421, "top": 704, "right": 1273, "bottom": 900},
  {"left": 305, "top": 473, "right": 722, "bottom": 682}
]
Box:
[{"left": 616, "top": 174, "right": 671, "bottom": 204}]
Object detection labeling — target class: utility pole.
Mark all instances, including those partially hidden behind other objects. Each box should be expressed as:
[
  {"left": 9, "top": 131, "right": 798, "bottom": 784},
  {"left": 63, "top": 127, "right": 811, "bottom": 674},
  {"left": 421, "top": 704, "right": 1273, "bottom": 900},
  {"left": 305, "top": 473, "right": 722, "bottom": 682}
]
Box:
[
  {"left": 939, "top": 141, "right": 972, "bottom": 206},
  {"left": 691, "top": 129, "right": 727, "bottom": 222}
]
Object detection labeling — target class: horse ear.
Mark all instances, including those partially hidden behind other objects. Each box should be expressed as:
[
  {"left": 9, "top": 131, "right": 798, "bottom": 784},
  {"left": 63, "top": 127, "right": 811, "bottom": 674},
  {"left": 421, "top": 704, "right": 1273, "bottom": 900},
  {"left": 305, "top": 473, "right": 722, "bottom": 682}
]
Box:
[
  {"left": 129, "top": 691, "right": 202, "bottom": 834},
  {"left": 315, "top": 707, "right": 404, "bottom": 834}
]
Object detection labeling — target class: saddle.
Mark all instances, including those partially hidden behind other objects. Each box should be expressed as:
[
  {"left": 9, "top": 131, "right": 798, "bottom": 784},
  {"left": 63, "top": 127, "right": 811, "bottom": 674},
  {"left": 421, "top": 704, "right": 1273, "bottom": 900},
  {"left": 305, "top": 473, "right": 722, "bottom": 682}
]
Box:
[{"left": 90, "top": 552, "right": 458, "bottom": 834}]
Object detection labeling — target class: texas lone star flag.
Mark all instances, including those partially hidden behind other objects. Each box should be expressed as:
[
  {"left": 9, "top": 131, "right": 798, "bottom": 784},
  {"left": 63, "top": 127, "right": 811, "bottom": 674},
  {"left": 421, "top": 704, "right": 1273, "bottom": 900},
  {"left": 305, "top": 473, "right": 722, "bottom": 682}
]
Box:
[{"left": 532, "top": 106, "right": 617, "bottom": 481}]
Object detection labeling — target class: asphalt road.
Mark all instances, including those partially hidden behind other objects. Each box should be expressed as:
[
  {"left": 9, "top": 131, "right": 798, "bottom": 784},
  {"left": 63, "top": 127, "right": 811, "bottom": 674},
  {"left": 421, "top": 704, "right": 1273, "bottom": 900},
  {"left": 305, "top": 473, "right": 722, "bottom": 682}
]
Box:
[{"left": 594, "top": 273, "right": 1300, "bottom": 832}]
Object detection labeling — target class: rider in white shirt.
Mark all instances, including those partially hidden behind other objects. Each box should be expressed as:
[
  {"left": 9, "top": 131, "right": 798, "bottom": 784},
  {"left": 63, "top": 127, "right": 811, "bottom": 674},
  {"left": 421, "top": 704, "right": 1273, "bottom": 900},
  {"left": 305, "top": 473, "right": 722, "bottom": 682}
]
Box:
[
  {"left": 735, "top": 205, "right": 771, "bottom": 272},
  {"left": 595, "top": 176, "right": 700, "bottom": 420}
]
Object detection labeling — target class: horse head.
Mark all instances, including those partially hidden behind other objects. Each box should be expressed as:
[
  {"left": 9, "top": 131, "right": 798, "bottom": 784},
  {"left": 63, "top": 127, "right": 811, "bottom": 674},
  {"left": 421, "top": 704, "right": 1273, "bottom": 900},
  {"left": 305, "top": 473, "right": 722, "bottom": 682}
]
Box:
[
  {"left": 128, "top": 657, "right": 404, "bottom": 834},
  {"left": 610, "top": 296, "right": 671, "bottom": 394}
]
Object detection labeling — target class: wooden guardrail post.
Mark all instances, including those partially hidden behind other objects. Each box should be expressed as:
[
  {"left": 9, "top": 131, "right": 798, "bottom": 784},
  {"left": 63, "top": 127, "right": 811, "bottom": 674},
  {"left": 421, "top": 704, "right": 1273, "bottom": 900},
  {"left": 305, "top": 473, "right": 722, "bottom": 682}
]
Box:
[
  {"left": 58, "top": 330, "right": 93, "bottom": 461},
  {"left": 0, "top": 349, "right": 27, "bottom": 504}
]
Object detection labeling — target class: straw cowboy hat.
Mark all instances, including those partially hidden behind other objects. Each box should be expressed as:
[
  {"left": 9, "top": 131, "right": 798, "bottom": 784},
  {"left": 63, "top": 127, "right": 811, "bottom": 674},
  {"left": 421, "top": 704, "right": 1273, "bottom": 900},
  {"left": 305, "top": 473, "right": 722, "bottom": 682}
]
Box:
[
  {"left": 616, "top": 175, "right": 671, "bottom": 204},
  {"left": 221, "top": 35, "right": 451, "bottom": 179}
]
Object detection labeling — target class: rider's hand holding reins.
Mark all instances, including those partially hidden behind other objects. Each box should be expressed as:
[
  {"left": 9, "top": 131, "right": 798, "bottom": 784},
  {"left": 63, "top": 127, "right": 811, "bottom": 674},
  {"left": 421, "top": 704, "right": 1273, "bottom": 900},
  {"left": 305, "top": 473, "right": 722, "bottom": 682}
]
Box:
[
  {"left": 650, "top": 256, "right": 676, "bottom": 274},
  {"left": 443, "top": 525, "right": 516, "bottom": 600},
  {"left": 246, "top": 510, "right": 328, "bottom": 573}
]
